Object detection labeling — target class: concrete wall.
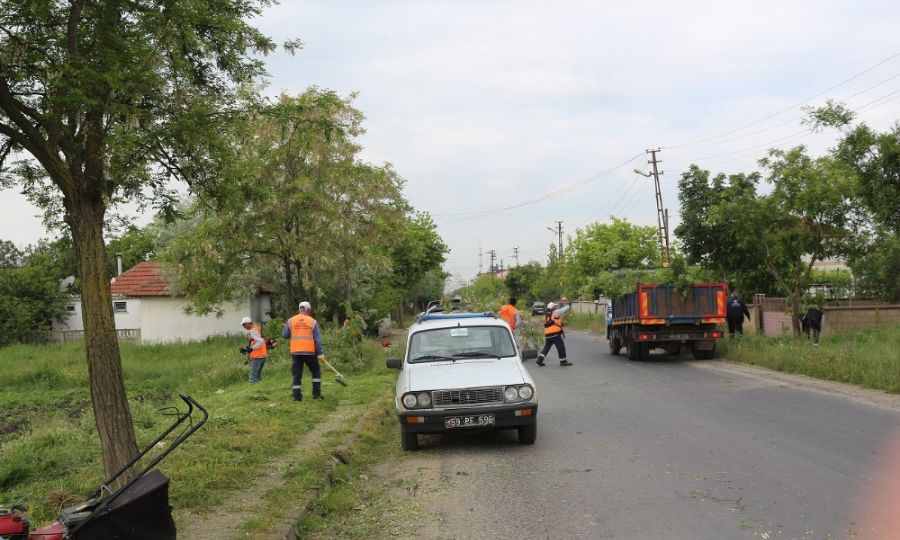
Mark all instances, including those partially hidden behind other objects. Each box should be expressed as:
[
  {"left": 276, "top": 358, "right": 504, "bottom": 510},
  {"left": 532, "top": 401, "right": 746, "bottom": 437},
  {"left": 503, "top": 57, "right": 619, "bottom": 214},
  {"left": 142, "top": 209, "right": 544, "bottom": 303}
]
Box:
[
  {"left": 821, "top": 305, "right": 900, "bottom": 336},
  {"left": 139, "top": 297, "right": 248, "bottom": 343},
  {"left": 53, "top": 298, "right": 142, "bottom": 332}
]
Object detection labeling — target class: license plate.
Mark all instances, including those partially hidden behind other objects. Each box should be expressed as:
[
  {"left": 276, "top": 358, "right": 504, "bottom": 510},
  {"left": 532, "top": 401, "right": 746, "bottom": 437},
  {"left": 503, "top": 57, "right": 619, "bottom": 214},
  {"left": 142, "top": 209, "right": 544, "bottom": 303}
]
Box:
[
  {"left": 445, "top": 414, "right": 495, "bottom": 428},
  {"left": 668, "top": 333, "right": 692, "bottom": 340}
]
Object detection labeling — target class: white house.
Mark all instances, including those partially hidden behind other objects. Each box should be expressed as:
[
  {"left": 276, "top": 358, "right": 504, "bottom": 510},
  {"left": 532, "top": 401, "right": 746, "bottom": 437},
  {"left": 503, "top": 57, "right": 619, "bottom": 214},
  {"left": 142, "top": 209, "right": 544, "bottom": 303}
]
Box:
[{"left": 53, "top": 261, "right": 271, "bottom": 343}]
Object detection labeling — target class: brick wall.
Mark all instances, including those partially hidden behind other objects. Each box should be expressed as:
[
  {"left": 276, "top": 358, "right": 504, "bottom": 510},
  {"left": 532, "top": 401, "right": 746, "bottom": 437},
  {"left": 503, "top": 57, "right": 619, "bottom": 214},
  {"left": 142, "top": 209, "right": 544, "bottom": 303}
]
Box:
[{"left": 821, "top": 305, "right": 900, "bottom": 335}]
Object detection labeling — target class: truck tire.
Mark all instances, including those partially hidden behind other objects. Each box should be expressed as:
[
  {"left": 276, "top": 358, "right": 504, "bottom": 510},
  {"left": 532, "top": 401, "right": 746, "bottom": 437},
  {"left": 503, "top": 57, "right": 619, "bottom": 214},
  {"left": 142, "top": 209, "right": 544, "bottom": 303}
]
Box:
[
  {"left": 626, "top": 337, "right": 640, "bottom": 361},
  {"left": 691, "top": 342, "right": 716, "bottom": 360},
  {"left": 609, "top": 336, "right": 622, "bottom": 355},
  {"left": 638, "top": 342, "right": 651, "bottom": 361},
  {"left": 401, "top": 430, "right": 418, "bottom": 451}
]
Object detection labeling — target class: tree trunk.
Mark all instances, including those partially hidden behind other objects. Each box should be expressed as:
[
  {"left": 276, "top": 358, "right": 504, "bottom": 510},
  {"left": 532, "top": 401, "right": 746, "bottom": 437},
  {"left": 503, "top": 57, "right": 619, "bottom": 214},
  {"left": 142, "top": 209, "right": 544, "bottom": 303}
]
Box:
[
  {"left": 789, "top": 292, "right": 802, "bottom": 337},
  {"left": 67, "top": 197, "right": 139, "bottom": 484},
  {"left": 282, "top": 253, "right": 295, "bottom": 317}
]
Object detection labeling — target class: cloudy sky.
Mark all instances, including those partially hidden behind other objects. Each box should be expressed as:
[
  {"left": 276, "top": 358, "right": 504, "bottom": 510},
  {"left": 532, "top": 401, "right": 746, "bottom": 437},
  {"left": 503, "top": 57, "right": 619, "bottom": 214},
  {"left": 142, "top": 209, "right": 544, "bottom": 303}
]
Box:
[{"left": 2, "top": 1, "right": 899, "bottom": 288}]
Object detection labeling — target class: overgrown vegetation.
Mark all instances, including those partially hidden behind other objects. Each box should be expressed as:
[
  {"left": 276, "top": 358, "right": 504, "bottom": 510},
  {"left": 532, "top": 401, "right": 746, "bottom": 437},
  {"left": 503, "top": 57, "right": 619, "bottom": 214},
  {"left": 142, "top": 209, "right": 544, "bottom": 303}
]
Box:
[
  {"left": 718, "top": 326, "right": 900, "bottom": 394},
  {"left": 0, "top": 329, "right": 397, "bottom": 530}
]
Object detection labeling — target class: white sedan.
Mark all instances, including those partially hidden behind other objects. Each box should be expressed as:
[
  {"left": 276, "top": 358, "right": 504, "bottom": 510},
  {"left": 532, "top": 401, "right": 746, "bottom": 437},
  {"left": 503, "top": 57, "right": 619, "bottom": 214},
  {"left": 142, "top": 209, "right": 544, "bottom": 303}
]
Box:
[{"left": 386, "top": 311, "right": 538, "bottom": 450}]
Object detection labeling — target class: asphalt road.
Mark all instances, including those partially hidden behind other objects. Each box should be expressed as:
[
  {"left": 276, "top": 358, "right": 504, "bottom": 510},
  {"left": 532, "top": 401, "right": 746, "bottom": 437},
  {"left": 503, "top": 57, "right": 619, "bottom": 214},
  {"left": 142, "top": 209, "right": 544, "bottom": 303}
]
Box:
[{"left": 411, "top": 330, "right": 900, "bottom": 540}]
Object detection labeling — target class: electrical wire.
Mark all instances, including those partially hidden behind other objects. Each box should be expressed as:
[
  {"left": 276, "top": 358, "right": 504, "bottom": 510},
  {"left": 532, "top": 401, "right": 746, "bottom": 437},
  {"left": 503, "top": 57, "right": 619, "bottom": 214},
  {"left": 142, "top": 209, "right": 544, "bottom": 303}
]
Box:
[
  {"left": 663, "top": 51, "right": 900, "bottom": 149},
  {"left": 434, "top": 152, "right": 645, "bottom": 224}
]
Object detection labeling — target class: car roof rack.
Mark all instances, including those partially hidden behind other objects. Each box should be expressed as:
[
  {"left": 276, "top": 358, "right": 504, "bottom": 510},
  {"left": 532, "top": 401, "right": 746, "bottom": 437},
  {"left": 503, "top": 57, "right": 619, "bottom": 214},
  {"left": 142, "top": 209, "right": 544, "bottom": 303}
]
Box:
[{"left": 418, "top": 311, "right": 496, "bottom": 322}]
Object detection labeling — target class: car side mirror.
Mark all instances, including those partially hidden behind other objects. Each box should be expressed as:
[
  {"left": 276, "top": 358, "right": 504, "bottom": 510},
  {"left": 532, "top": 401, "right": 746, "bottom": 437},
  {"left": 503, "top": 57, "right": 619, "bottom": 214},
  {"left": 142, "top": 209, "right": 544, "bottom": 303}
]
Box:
[
  {"left": 386, "top": 359, "right": 402, "bottom": 369},
  {"left": 521, "top": 349, "right": 538, "bottom": 360}
]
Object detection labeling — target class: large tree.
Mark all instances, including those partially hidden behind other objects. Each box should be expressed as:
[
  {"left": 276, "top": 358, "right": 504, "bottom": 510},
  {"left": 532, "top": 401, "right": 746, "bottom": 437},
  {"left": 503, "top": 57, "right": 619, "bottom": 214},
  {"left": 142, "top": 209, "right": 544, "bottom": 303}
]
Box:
[
  {"left": 564, "top": 217, "right": 659, "bottom": 298},
  {"left": 0, "top": 0, "right": 280, "bottom": 479},
  {"left": 675, "top": 165, "right": 773, "bottom": 296},
  {"left": 756, "top": 147, "right": 861, "bottom": 334},
  {"left": 806, "top": 101, "right": 900, "bottom": 301},
  {"left": 164, "top": 90, "right": 411, "bottom": 321}
]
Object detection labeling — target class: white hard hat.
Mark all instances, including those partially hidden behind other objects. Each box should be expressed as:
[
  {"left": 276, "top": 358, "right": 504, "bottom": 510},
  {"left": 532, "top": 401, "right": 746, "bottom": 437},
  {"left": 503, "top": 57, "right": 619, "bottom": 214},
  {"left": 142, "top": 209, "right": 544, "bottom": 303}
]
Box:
[
  {"left": 547, "top": 302, "right": 556, "bottom": 310},
  {"left": 299, "top": 301, "right": 311, "bottom": 310},
  {"left": 240, "top": 316, "right": 252, "bottom": 326}
]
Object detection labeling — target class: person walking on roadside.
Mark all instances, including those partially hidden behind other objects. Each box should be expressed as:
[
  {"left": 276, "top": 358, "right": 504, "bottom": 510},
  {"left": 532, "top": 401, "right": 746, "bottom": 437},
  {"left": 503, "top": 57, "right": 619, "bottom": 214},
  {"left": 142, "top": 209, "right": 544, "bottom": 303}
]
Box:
[
  {"left": 537, "top": 298, "right": 572, "bottom": 367},
  {"left": 801, "top": 305, "right": 825, "bottom": 345},
  {"left": 726, "top": 292, "right": 751, "bottom": 338},
  {"left": 240, "top": 317, "right": 268, "bottom": 383},
  {"left": 499, "top": 297, "right": 523, "bottom": 352},
  {"left": 282, "top": 301, "right": 325, "bottom": 401}
]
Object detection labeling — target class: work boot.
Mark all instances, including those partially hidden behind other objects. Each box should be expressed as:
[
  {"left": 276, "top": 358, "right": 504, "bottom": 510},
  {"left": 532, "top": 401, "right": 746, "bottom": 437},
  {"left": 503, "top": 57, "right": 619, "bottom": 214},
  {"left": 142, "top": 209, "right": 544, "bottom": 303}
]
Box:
[
  {"left": 313, "top": 394, "right": 324, "bottom": 400},
  {"left": 560, "top": 360, "right": 573, "bottom": 367},
  {"left": 536, "top": 357, "right": 545, "bottom": 367}
]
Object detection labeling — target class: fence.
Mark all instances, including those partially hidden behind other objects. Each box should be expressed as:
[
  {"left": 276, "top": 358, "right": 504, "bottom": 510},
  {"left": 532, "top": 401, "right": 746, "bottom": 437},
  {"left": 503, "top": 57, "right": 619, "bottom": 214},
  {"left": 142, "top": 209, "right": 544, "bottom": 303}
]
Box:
[
  {"left": 752, "top": 294, "right": 900, "bottom": 337},
  {"left": 48, "top": 328, "right": 142, "bottom": 343}
]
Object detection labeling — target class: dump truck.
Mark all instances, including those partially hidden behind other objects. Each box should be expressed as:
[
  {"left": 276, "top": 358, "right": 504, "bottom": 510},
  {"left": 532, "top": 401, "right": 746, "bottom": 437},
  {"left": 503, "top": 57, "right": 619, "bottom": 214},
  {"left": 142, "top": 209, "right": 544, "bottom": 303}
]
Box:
[{"left": 607, "top": 282, "right": 727, "bottom": 360}]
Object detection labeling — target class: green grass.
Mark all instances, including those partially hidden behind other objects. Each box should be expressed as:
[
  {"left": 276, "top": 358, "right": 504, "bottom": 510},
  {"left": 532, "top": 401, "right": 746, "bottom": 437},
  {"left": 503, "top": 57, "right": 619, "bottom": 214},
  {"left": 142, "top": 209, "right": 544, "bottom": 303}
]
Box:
[
  {"left": 0, "top": 329, "right": 399, "bottom": 528},
  {"left": 563, "top": 312, "right": 608, "bottom": 335},
  {"left": 718, "top": 325, "right": 900, "bottom": 394}
]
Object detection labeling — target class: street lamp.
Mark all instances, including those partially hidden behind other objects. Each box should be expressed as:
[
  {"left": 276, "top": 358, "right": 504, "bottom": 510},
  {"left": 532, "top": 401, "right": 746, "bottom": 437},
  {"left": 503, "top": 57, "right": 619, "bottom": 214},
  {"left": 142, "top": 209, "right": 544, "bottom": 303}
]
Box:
[{"left": 633, "top": 168, "right": 652, "bottom": 177}]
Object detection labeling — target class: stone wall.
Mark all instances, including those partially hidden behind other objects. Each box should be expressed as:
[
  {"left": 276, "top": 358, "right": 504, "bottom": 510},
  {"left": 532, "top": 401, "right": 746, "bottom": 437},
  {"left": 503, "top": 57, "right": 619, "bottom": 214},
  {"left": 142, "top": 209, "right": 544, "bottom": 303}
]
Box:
[{"left": 821, "top": 305, "right": 900, "bottom": 336}]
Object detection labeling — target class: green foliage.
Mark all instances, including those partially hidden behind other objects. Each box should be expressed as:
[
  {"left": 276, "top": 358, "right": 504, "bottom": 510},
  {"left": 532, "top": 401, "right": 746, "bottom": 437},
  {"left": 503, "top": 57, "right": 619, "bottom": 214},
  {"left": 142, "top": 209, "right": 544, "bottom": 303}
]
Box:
[
  {"left": 564, "top": 218, "right": 659, "bottom": 296},
  {"left": 0, "top": 240, "right": 71, "bottom": 345},
  {"left": 674, "top": 165, "right": 773, "bottom": 295},
  {"left": 106, "top": 225, "right": 157, "bottom": 276},
  {"left": 504, "top": 262, "right": 544, "bottom": 302},
  {"left": 459, "top": 274, "right": 508, "bottom": 311},
  {"left": 162, "top": 89, "right": 420, "bottom": 323},
  {"left": 721, "top": 326, "right": 900, "bottom": 394},
  {"left": 848, "top": 228, "right": 900, "bottom": 302}
]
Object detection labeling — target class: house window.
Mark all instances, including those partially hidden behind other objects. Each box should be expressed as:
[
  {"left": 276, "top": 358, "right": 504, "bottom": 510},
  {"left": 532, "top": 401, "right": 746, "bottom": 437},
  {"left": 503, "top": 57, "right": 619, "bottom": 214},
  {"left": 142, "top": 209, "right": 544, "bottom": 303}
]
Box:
[
  {"left": 113, "top": 301, "right": 128, "bottom": 313},
  {"left": 66, "top": 305, "right": 76, "bottom": 312}
]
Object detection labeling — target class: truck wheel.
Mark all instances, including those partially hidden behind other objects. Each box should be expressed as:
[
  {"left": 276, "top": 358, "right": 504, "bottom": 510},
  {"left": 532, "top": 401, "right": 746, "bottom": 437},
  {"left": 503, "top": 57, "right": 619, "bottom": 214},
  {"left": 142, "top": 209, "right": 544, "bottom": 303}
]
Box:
[
  {"left": 401, "top": 430, "right": 418, "bottom": 451},
  {"left": 692, "top": 342, "right": 715, "bottom": 360},
  {"left": 638, "top": 342, "right": 651, "bottom": 361},
  {"left": 609, "top": 336, "right": 622, "bottom": 355},
  {"left": 626, "top": 337, "right": 640, "bottom": 361},
  {"left": 518, "top": 421, "right": 537, "bottom": 444}
]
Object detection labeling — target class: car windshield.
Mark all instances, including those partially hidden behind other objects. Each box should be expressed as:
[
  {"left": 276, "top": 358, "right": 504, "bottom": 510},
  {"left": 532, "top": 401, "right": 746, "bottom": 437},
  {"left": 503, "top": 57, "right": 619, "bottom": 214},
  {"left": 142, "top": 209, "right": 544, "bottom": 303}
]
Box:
[{"left": 408, "top": 325, "right": 516, "bottom": 363}]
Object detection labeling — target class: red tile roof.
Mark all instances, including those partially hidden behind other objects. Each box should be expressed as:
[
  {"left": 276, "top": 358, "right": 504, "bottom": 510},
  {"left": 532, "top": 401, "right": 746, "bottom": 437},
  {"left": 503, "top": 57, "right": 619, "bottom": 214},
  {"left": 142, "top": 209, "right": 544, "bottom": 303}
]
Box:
[{"left": 110, "top": 261, "right": 175, "bottom": 297}]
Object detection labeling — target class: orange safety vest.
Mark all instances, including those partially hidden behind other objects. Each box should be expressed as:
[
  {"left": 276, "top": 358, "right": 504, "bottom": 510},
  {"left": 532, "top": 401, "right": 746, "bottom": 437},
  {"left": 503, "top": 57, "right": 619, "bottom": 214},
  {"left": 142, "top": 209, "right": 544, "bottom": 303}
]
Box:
[
  {"left": 498, "top": 304, "right": 518, "bottom": 331},
  {"left": 248, "top": 324, "right": 267, "bottom": 359},
  {"left": 543, "top": 310, "right": 563, "bottom": 335},
  {"left": 288, "top": 313, "right": 318, "bottom": 354}
]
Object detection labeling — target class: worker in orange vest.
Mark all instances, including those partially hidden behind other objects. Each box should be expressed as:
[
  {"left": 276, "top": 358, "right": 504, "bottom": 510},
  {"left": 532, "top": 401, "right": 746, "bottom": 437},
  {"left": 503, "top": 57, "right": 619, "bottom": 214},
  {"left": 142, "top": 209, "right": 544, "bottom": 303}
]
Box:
[
  {"left": 240, "top": 316, "right": 268, "bottom": 382},
  {"left": 537, "top": 298, "right": 572, "bottom": 367},
  {"left": 281, "top": 301, "right": 325, "bottom": 401},
  {"left": 498, "top": 297, "right": 522, "bottom": 351}
]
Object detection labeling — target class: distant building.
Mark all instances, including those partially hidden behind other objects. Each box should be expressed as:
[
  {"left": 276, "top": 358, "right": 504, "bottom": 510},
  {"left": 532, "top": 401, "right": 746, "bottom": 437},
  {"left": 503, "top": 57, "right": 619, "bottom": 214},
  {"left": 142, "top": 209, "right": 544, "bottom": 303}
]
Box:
[{"left": 52, "top": 261, "right": 271, "bottom": 343}]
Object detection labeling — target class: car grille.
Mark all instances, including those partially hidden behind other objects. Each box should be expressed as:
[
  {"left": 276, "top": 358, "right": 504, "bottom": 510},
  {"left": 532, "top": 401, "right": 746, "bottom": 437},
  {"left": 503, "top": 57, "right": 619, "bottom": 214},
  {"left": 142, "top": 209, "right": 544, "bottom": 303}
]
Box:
[{"left": 432, "top": 387, "right": 504, "bottom": 408}]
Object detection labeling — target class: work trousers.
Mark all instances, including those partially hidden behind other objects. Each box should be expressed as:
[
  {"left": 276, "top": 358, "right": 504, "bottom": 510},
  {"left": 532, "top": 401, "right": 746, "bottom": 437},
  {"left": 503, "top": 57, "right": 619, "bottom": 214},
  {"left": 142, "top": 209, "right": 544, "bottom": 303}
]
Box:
[
  {"left": 291, "top": 353, "right": 321, "bottom": 400},
  {"left": 727, "top": 317, "right": 744, "bottom": 337},
  {"left": 249, "top": 357, "right": 266, "bottom": 383},
  {"left": 538, "top": 332, "right": 567, "bottom": 361}
]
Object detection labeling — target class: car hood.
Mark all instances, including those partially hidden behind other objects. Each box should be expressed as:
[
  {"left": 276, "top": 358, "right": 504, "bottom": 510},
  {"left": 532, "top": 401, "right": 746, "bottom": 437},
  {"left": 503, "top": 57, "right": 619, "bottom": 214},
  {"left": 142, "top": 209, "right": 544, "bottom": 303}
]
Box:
[{"left": 408, "top": 357, "right": 526, "bottom": 391}]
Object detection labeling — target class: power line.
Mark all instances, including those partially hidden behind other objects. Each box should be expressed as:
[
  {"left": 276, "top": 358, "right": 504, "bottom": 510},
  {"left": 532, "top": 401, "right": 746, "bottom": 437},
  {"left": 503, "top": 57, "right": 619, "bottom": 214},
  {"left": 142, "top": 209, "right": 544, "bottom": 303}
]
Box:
[
  {"left": 435, "top": 152, "right": 645, "bottom": 224},
  {"left": 664, "top": 51, "right": 900, "bottom": 149}
]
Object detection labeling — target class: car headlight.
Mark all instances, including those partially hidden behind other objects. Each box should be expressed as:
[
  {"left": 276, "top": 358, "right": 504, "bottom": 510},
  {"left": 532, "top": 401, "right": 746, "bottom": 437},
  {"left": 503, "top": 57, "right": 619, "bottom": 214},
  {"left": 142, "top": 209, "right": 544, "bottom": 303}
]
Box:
[
  {"left": 417, "top": 392, "right": 432, "bottom": 408},
  {"left": 504, "top": 386, "right": 519, "bottom": 401},
  {"left": 402, "top": 393, "right": 418, "bottom": 408},
  {"left": 518, "top": 385, "right": 533, "bottom": 400}
]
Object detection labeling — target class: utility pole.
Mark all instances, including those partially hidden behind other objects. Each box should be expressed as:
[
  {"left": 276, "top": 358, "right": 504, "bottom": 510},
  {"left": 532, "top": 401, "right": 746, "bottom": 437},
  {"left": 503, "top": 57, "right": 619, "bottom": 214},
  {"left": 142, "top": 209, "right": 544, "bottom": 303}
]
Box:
[
  {"left": 547, "top": 221, "right": 563, "bottom": 258},
  {"left": 647, "top": 148, "right": 671, "bottom": 268},
  {"left": 513, "top": 247, "right": 519, "bottom": 266},
  {"left": 488, "top": 249, "right": 497, "bottom": 275},
  {"left": 478, "top": 242, "right": 483, "bottom": 275}
]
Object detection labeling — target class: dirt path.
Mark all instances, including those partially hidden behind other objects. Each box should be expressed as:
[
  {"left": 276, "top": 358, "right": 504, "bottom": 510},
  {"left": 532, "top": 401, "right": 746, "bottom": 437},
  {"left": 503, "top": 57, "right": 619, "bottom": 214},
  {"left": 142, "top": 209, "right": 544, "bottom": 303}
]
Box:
[{"left": 178, "top": 403, "right": 365, "bottom": 540}]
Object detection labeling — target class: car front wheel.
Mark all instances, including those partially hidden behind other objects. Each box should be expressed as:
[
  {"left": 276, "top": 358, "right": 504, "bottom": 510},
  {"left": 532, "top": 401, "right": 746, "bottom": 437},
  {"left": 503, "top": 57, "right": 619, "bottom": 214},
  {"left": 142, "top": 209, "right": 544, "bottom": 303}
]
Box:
[
  {"left": 401, "top": 430, "right": 418, "bottom": 451},
  {"left": 517, "top": 421, "right": 537, "bottom": 444}
]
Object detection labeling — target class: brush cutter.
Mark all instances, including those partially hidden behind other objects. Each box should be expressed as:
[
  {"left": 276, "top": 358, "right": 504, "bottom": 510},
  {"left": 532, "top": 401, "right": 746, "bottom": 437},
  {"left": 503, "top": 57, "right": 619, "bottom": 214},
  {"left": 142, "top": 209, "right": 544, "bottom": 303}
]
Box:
[
  {"left": 1, "top": 394, "right": 207, "bottom": 540},
  {"left": 320, "top": 356, "right": 348, "bottom": 386}
]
